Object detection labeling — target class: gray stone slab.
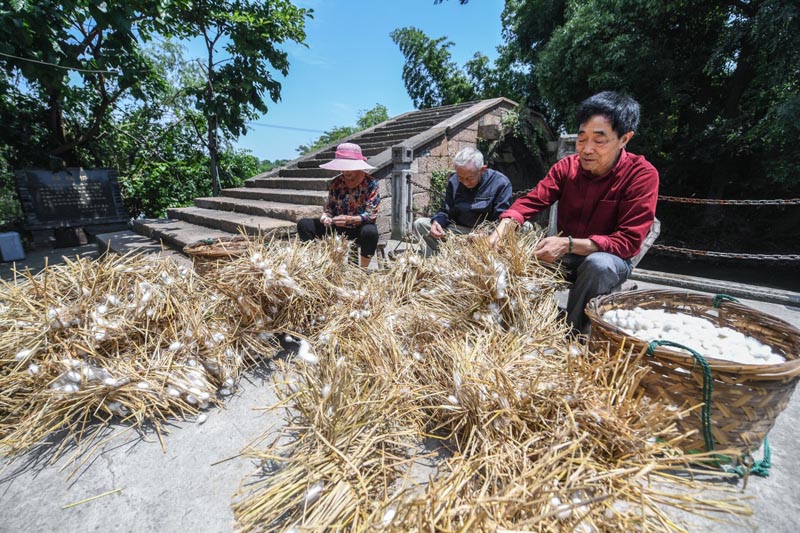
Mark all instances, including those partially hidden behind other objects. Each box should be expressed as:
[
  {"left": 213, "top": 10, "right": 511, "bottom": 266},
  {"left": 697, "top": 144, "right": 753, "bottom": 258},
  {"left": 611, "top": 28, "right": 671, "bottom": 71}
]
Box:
[
  {"left": 132, "top": 218, "right": 233, "bottom": 251},
  {"left": 243, "top": 178, "right": 330, "bottom": 191},
  {"left": 194, "top": 197, "right": 320, "bottom": 223},
  {"left": 221, "top": 188, "right": 327, "bottom": 206},
  {"left": 165, "top": 207, "right": 297, "bottom": 236}
]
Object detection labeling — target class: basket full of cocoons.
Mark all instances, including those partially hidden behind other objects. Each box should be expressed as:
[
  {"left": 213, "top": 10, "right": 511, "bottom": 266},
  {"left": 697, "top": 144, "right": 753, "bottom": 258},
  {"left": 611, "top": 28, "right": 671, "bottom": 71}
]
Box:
[{"left": 586, "top": 289, "right": 800, "bottom": 457}]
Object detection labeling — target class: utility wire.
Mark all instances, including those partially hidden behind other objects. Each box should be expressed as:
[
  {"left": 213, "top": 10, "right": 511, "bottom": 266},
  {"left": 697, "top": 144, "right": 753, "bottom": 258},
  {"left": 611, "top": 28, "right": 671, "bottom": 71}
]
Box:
[
  {"left": 247, "top": 122, "right": 326, "bottom": 134},
  {"left": 0, "top": 51, "right": 122, "bottom": 74}
]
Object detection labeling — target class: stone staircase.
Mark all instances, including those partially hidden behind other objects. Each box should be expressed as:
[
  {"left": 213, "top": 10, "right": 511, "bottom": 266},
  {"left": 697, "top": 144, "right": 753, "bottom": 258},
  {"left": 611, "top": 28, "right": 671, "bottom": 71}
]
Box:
[{"left": 129, "top": 98, "right": 516, "bottom": 252}]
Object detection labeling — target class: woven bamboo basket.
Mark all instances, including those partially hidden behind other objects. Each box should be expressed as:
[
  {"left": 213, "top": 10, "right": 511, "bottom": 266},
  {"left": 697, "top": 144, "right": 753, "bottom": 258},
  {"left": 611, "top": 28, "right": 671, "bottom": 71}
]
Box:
[
  {"left": 586, "top": 289, "right": 800, "bottom": 454},
  {"left": 183, "top": 235, "right": 253, "bottom": 276}
]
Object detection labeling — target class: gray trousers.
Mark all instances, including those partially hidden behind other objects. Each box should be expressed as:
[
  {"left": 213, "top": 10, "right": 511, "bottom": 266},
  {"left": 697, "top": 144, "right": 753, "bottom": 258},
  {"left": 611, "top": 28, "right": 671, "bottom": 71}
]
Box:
[
  {"left": 560, "top": 252, "right": 632, "bottom": 333},
  {"left": 412, "top": 217, "right": 472, "bottom": 257}
]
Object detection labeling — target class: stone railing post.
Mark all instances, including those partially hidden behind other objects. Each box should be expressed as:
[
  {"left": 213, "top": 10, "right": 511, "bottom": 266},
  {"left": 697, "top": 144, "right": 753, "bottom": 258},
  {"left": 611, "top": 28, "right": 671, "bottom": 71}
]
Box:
[
  {"left": 390, "top": 144, "right": 414, "bottom": 240},
  {"left": 557, "top": 133, "right": 577, "bottom": 160}
]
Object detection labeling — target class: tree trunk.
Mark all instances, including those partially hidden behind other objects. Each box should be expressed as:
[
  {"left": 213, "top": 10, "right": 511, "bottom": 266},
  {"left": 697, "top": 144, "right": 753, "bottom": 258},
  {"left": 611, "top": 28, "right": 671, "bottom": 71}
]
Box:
[
  {"left": 702, "top": 10, "right": 758, "bottom": 225},
  {"left": 207, "top": 40, "right": 220, "bottom": 197},
  {"left": 47, "top": 87, "right": 70, "bottom": 166},
  {"left": 209, "top": 114, "right": 220, "bottom": 197}
]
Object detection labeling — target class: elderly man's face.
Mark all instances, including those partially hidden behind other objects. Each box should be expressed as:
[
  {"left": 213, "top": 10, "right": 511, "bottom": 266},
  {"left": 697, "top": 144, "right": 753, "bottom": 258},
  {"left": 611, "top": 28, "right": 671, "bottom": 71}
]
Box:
[
  {"left": 577, "top": 115, "right": 633, "bottom": 177},
  {"left": 455, "top": 164, "right": 486, "bottom": 189}
]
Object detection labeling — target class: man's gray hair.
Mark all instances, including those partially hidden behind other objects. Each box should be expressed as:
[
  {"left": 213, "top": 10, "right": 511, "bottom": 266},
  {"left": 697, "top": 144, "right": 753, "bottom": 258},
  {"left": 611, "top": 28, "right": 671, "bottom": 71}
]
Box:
[{"left": 453, "top": 147, "right": 484, "bottom": 170}]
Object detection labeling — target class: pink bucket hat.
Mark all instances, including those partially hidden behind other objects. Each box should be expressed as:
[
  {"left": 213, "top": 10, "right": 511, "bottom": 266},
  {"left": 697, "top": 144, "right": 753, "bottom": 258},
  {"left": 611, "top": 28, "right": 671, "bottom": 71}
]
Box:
[{"left": 319, "top": 143, "right": 376, "bottom": 171}]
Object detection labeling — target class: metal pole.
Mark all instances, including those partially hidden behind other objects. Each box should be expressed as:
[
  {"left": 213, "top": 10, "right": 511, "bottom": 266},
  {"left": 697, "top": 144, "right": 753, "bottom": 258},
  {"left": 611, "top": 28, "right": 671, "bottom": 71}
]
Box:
[{"left": 391, "top": 144, "right": 413, "bottom": 239}]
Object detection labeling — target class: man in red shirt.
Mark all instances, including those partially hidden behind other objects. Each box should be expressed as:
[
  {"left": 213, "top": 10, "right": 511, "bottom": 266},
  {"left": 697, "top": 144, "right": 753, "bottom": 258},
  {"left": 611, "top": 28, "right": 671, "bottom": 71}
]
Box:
[{"left": 489, "top": 91, "right": 659, "bottom": 333}]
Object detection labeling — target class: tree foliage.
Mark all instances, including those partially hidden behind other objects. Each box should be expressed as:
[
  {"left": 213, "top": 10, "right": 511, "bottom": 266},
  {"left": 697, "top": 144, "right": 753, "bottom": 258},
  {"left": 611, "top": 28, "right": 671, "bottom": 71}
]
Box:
[
  {"left": 0, "top": 0, "right": 182, "bottom": 163},
  {"left": 501, "top": 0, "right": 800, "bottom": 199},
  {"left": 390, "top": 27, "right": 477, "bottom": 108},
  {"left": 0, "top": 1, "right": 310, "bottom": 222}
]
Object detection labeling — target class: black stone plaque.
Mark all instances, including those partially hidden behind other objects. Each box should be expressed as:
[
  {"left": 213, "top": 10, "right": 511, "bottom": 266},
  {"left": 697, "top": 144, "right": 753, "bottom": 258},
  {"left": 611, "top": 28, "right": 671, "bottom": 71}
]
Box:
[{"left": 15, "top": 168, "right": 128, "bottom": 230}]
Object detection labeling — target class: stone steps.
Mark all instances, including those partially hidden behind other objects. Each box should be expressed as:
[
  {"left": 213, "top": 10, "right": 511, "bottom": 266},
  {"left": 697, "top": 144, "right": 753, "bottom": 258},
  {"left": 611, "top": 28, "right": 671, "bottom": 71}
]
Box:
[
  {"left": 165, "top": 206, "right": 296, "bottom": 237},
  {"left": 132, "top": 218, "right": 234, "bottom": 251},
  {"left": 245, "top": 177, "right": 330, "bottom": 190},
  {"left": 222, "top": 187, "right": 327, "bottom": 206},
  {"left": 313, "top": 145, "right": 387, "bottom": 159},
  {"left": 276, "top": 168, "right": 339, "bottom": 178},
  {"left": 194, "top": 196, "right": 320, "bottom": 222}
]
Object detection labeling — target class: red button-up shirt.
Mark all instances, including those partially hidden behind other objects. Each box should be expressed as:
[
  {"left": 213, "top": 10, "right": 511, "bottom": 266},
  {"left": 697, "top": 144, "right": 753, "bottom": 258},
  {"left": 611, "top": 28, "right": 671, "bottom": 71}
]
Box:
[{"left": 500, "top": 150, "right": 659, "bottom": 260}]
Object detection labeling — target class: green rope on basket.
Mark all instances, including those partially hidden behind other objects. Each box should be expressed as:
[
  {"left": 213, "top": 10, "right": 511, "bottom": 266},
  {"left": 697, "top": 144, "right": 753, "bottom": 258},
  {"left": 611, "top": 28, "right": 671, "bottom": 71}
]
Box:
[
  {"left": 646, "top": 339, "right": 772, "bottom": 477},
  {"left": 712, "top": 294, "right": 739, "bottom": 308},
  {"left": 648, "top": 340, "right": 715, "bottom": 452}
]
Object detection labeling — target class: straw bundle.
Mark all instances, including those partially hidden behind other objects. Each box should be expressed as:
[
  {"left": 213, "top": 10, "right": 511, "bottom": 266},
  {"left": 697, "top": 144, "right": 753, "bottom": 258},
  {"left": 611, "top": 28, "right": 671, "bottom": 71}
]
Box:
[
  {"left": 212, "top": 234, "right": 360, "bottom": 336},
  {"left": 0, "top": 253, "right": 277, "bottom": 458},
  {"left": 232, "top": 230, "right": 751, "bottom": 531}
]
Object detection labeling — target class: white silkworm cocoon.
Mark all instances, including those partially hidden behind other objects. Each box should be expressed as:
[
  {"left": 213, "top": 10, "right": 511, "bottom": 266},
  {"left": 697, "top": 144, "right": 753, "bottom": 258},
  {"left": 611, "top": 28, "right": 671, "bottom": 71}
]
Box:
[
  {"left": 219, "top": 388, "right": 232, "bottom": 397},
  {"left": 321, "top": 384, "right": 332, "bottom": 400},
  {"left": 96, "top": 304, "right": 108, "bottom": 315},
  {"left": 167, "top": 387, "right": 181, "bottom": 397},
  {"left": 103, "top": 377, "right": 118, "bottom": 387},
  {"left": 603, "top": 308, "right": 784, "bottom": 365},
  {"left": 15, "top": 349, "right": 33, "bottom": 361},
  {"left": 382, "top": 508, "right": 397, "bottom": 526},
  {"left": 447, "top": 395, "right": 459, "bottom": 405},
  {"left": 168, "top": 341, "right": 183, "bottom": 352},
  {"left": 296, "top": 340, "right": 318, "bottom": 364},
  {"left": 66, "top": 371, "right": 81, "bottom": 383},
  {"left": 284, "top": 334, "right": 294, "bottom": 343},
  {"left": 304, "top": 482, "right": 323, "bottom": 505},
  {"left": 28, "top": 363, "right": 39, "bottom": 375},
  {"left": 197, "top": 414, "right": 207, "bottom": 424},
  {"left": 453, "top": 372, "right": 462, "bottom": 390},
  {"left": 145, "top": 309, "right": 154, "bottom": 318},
  {"left": 186, "top": 394, "right": 198, "bottom": 405},
  {"left": 137, "top": 381, "right": 150, "bottom": 389}
]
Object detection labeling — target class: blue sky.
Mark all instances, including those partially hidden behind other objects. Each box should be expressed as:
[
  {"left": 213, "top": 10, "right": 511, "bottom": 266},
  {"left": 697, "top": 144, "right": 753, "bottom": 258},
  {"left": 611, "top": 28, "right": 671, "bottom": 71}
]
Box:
[{"left": 217, "top": 0, "right": 506, "bottom": 162}]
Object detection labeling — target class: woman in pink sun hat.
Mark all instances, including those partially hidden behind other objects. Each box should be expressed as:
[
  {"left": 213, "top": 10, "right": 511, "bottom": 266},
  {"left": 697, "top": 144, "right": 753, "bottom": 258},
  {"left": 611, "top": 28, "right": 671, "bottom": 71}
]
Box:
[{"left": 296, "top": 143, "right": 381, "bottom": 267}]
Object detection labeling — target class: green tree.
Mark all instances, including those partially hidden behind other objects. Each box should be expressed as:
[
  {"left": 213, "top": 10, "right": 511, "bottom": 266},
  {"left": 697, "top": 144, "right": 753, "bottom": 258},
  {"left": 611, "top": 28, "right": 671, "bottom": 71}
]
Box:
[
  {"left": 390, "top": 27, "right": 477, "bottom": 108},
  {"left": 530, "top": 0, "right": 800, "bottom": 198},
  {"left": 169, "top": 0, "right": 310, "bottom": 195},
  {"left": 0, "top": 0, "right": 183, "bottom": 163}
]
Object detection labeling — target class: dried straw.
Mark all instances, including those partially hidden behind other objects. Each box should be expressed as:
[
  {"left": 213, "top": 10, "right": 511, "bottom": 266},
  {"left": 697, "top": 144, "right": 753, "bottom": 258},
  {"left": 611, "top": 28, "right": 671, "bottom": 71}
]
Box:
[
  {"left": 0, "top": 252, "right": 278, "bottom": 459},
  {"left": 232, "top": 229, "right": 751, "bottom": 532}
]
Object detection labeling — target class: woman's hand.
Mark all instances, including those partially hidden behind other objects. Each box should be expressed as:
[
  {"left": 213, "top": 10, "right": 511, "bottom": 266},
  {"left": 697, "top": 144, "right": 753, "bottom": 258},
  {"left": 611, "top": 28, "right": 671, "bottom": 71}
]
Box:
[
  {"left": 320, "top": 214, "right": 333, "bottom": 227},
  {"left": 332, "top": 215, "right": 358, "bottom": 227}
]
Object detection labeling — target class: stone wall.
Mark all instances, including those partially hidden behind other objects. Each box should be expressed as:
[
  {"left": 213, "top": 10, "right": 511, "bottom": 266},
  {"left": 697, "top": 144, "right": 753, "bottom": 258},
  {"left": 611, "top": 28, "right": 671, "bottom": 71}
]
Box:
[
  {"left": 408, "top": 103, "right": 515, "bottom": 219},
  {"left": 372, "top": 101, "right": 517, "bottom": 237}
]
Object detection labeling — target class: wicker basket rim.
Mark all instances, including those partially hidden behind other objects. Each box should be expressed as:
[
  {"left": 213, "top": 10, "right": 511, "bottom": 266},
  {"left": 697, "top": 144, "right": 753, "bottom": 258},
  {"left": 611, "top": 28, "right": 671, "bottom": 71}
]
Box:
[
  {"left": 183, "top": 235, "right": 252, "bottom": 259},
  {"left": 586, "top": 288, "right": 800, "bottom": 379}
]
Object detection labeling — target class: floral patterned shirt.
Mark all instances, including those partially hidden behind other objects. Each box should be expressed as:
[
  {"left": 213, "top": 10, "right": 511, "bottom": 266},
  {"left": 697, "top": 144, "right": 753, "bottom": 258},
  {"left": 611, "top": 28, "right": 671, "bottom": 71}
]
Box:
[{"left": 324, "top": 174, "right": 381, "bottom": 226}]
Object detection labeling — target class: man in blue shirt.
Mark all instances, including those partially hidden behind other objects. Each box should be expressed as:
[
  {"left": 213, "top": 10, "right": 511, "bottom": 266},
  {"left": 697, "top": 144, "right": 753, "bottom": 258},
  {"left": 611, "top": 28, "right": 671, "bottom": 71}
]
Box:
[{"left": 413, "top": 147, "right": 513, "bottom": 256}]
